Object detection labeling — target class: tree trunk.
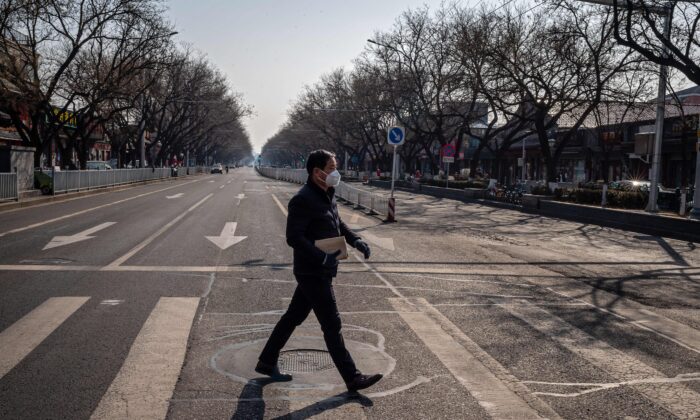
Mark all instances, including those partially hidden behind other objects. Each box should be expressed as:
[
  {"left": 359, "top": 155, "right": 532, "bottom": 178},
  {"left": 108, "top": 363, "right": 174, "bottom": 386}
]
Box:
[{"left": 469, "top": 142, "right": 486, "bottom": 178}]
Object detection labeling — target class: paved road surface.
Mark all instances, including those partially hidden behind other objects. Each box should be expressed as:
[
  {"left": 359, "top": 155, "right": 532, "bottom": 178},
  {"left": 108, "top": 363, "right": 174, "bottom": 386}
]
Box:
[{"left": 1, "top": 167, "right": 699, "bottom": 419}]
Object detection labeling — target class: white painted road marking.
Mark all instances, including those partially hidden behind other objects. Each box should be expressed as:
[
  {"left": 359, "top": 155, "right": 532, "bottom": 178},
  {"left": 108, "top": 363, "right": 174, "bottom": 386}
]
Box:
[
  {"left": 236, "top": 193, "right": 245, "bottom": 200},
  {"left": 503, "top": 301, "right": 700, "bottom": 418},
  {"left": 166, "top": 193, "right": 184, "bottom": 199},
  {"left": 219, "top": 185, "right": 225, "bottom": 189},
  {"left": 105, "top": 193, "right": 213, "bottom": 267},
  {"left": 390, "top": 297, "right": 560, "bottom": 420},
  {"left": 548, "top": 287, "right": 700, "bottom": 354},
  {"left": 205, "top": 222, "right": 247, "bottom": 250},
  {"left": 43, "top": 222, "right": 116, "bottom": 250},
  {"left": 271, "top": 194, "right": 288, "bottom": 216},
  {"left": 0, "top": 178, "right": 202, "bottom": 238},
  {"left": 90, "top": 297, "right": 199, "bottom": 420},
  {"left": 0, "top": 264, "right": 248, "bottom": 272},
  {"left": 0, "top": 297, "right": 90, "bottom": 379},
  {"left": 347, "top": 224, "right": 395, "bottom": 251},
  {"left": 100, "top": 300, "right": 124, "bottom": 306}
]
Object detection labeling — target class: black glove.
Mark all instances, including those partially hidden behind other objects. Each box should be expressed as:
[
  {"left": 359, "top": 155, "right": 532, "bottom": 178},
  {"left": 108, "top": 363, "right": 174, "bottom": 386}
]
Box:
[
  {"left": 322, "top": 250, "right": 342, "bottom": 268},
  {"left": 354, "top": 240, "right": 371, "bottom": 259}
]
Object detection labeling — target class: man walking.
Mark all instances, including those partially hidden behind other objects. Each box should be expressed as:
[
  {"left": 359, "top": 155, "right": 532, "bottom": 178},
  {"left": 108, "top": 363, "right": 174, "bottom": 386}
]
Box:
[{"left": 256, "top": 149, "right": 383, "bottom": 392}]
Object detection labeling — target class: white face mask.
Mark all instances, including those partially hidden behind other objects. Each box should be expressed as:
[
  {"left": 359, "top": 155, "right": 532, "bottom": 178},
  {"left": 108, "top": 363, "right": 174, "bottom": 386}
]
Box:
[{"left": 322, "top": 169, "right": 341, "bottom": 187}]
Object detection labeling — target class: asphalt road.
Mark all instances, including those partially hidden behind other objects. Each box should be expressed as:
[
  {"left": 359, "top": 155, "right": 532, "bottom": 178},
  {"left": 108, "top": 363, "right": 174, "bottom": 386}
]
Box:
[{"left": 1, "top": 167, "right": 699, "bottom": 419}]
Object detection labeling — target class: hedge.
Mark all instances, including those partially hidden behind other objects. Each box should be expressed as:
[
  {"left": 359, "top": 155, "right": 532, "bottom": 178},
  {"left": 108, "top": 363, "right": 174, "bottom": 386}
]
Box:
[
  {"left": 422, "top": 179, "right": 488, "bottom": 189},
  {"left": 555, "top": 187, "right": 647, "bottom": 209}
]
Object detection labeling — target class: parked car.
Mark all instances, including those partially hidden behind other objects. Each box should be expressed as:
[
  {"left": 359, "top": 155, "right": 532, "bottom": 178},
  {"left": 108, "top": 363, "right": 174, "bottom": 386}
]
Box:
[
  {"left": 86, "top": 161, "right": 112, "bottom": 170},
  {"left": 34, "top": 168, "right": 53, "bottom": 194},
  {"left": 211, "top": 163, "right": 223, "bottom": 174}
]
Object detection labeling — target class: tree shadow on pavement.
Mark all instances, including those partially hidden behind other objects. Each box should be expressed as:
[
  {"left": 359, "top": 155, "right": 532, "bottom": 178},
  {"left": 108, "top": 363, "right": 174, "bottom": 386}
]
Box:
[{"left": 271, "top": 392, "right": 373, "bottom": 420}]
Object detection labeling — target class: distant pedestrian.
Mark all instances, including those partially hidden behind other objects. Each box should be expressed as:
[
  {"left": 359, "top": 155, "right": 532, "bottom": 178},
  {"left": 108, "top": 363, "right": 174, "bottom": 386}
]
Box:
[{"left": 256, "top": 149, "right": 383, "bottom": 392}]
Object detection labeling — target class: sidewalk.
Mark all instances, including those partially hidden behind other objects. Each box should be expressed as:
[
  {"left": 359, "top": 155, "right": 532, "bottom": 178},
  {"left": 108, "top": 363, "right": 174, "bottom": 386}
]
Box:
[{"left": 365, "top": 180, "right": 700, "bottom": 243}]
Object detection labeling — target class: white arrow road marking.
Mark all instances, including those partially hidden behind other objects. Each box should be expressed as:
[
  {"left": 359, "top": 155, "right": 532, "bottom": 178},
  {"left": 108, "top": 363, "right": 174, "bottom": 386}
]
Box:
[
  {"left": 166, "top": 193, "right": 184, "bottom": 199},
  {"left": 205, "top": 222, "right": 247, "bottom": 250},
  {"left": 43, "top": 222, "right": 116, "bottom": 250},
  {"left": 347, "top": 223, "right": 395, "bottom": 251},
  {"left": 236, "top": 193, "right": 245, "bottom": 200}
]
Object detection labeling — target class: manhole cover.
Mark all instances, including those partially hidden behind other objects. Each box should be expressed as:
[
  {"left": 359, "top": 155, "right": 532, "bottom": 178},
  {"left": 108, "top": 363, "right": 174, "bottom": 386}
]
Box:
[{"left": 278, "top": 349, "right": 334, "bottom": 373}]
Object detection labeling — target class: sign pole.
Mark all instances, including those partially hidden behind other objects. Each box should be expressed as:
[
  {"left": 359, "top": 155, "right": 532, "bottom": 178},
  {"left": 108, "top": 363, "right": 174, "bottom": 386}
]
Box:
[
  {"left": 387, "top": 126, "right": 404, "bottom": 223},
  {"left": 391, "top": 145, "right": 397, "bottom": 199},
  {"left": 446, "top": 161, "right": 450, "bottom": 189}
]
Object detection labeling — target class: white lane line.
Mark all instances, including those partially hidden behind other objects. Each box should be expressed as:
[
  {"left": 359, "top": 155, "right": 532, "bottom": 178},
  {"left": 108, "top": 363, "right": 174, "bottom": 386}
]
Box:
[
  {"left": 219, "top": 185, "right": 225, "bottom": 189},
  {"left": 271, "top": 193, "right": 288, "bottom": 216},
  {"left": 352, "top": 253, "right": 405, "bottom": 299},
  {"left": 0, "top": 179, "right": 202, "bottom": 238},
  {"left": 0, "top": 297, "right": 90, "bottom": 379},
  {"left": 43, "top": 222, "right": 117, "bottom": 250},
  {"left": 166, "top": 193, "right": 184, "bottom": 199},
  {"left": 100, "top": 300, "right": 124, "bottom": 306},
  {"left": 388, "top": 272, "right": 538, "bottom": 287},
  {"left": 91, "top": 297, "right": 199, "bottom": 420},
  {"left": 502, "top": 302, "right": 700, "bottom": 418},
  {"left": 104, "top": 193, "right": 213, "bottom": 268},
  {"left": 0, "top": 264, "right": 248, "bottom": 272},
  {"left": 548, "top": 287, "right": 700, "bottom": 355},
  {"left": 338, "top": 264, "right": 522, "bottom": 276},
  {"left": 390, "top": 297, "right": 558, "bottom": 419}
]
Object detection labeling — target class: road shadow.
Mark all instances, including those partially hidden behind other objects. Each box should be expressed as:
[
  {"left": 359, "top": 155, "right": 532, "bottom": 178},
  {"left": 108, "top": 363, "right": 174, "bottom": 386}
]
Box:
[
  {"left": 230, "top": 377, "right": 275, "bottom": 420},
  {"left": 272, "top": 392, "right": 373, "bottom": 420}
]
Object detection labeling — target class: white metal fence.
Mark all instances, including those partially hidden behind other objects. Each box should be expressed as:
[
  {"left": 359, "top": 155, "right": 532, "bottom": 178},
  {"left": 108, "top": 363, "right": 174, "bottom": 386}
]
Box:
[
  {"left": 52, "top": 166, "right": 204, "bottom": 194},
  {"left": 0, "top": 172, "right": 18, "bottom": 202},
  {"left": 0, "top": 166, "right": 205, "bottom": 203},
  {"left": 256, "top": 166, "right": 391, "bottom": 217}
]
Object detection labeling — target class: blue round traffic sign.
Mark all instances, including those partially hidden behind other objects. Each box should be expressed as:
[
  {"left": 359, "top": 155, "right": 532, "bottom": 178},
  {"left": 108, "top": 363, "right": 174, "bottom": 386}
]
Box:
[
  {"left": 442, "top": 144, "right": 455, "bottom": 158},
  {"left": 387, "top": 127, "right": 405, "bottom": 146}
]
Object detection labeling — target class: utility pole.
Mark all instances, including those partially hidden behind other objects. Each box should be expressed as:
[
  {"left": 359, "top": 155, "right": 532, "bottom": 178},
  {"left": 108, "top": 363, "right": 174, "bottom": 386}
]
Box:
[
  {"left": 646, "top": 8, "right": 672, "bottom": 213},
  {"left": 690, "top": 127, "right": 700, "bottom": 219}
]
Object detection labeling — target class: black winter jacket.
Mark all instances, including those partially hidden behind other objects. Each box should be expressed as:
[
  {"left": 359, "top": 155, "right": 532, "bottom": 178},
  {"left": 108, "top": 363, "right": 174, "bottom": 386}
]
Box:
[{"left": 286, "top": 178, "right": 360, "bottom": 277}]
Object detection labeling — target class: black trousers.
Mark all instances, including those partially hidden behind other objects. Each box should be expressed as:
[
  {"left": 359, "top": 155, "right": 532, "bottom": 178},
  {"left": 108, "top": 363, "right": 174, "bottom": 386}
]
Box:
[{"left": 258, "top": 274, "right": 359, "bottom": 383}]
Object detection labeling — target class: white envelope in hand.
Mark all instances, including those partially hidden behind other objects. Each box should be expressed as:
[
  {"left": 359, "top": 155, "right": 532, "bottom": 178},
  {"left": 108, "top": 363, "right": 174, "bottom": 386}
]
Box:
[{"left": 315, "top": 236, "right": 348, "bottom": 260}]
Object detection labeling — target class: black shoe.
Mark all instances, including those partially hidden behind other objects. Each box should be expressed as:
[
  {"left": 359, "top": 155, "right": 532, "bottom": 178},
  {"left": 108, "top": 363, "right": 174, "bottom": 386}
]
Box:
[
  {"left": 255, "top": 360, "right": 293, "bottom": 382},
  {"left": 346, "top": 373, "right": 383, "bottom": 392}
]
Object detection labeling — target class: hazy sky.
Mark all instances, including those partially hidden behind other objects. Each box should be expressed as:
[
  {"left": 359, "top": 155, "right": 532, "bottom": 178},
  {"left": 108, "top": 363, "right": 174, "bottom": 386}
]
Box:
[{"left": 166, "top": 0, "right": 462, "bottom": 152}]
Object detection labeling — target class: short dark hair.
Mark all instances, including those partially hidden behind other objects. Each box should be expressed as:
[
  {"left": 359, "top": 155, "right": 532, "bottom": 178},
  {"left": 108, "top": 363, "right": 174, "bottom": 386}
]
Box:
[{"left": 306, "top": 149, "right": 335, "bottom": 175}]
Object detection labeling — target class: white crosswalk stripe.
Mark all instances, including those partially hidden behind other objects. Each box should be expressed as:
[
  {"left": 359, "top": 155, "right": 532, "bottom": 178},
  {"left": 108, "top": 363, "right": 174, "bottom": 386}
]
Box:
[
  {"left": 390, "top": 297, "right": 561, "bottom": 419},
  {"left": 91, "top": 297, "right": 199, "bottom": 420},
  {"left": 0, "top": 296, "right": 199, "bottom": 420},
  {"left": 0, "top": 296, "right": 90, "bottom": 379}
]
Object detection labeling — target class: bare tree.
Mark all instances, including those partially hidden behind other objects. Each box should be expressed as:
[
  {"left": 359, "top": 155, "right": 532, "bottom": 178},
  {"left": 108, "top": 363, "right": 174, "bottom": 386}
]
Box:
[
  {"left": 0, "top": 0, "right": 176, "bottom": 166},
  {"left": 606, "top": 0, "right": 700, "bottom": 86}
]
